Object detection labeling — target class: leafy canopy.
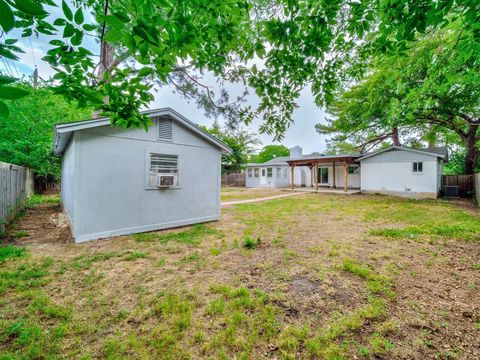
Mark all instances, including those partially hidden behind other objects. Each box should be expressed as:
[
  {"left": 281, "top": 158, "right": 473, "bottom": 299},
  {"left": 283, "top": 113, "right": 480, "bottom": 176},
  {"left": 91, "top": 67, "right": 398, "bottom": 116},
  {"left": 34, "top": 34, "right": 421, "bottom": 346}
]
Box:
[
  {"left": 250, "top": 144, "right": 290, "bottom": 163},
  {"left": 201, "top": 122, "right": 261, "bottom": 173},
  {"left": 0, "top": 0, "right": 478, "bottom": 138},
  {"left": 318, "top": 22, "right": 480, "bottom": 172},
  {"left": 0, "top": 85, "right": 92, "bottom": 178}
]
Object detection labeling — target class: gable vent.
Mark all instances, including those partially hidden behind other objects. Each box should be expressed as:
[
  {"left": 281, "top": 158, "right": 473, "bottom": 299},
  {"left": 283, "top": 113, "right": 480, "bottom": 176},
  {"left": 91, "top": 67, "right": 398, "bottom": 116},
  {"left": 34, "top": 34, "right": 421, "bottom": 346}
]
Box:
[{"left": 157, "top": 118, "right": 173, "bottom": 141}]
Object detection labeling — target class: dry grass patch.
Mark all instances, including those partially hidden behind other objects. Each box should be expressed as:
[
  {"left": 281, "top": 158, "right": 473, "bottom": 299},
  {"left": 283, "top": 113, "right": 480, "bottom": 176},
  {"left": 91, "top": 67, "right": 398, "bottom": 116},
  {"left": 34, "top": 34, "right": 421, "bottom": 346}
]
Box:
[{"left": 1, "top": 192, "right": 479, "bottom": 358}]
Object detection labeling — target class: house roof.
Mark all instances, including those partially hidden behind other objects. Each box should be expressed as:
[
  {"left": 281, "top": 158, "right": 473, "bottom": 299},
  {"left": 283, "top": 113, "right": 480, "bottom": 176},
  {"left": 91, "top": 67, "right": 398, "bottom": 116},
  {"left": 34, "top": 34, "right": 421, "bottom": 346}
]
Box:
[
  {"left": 53, "top": 107, "right": 232, "bottom": 155},
  {"left": 357, "top": 146, "right": 448, "bottom": 161}
]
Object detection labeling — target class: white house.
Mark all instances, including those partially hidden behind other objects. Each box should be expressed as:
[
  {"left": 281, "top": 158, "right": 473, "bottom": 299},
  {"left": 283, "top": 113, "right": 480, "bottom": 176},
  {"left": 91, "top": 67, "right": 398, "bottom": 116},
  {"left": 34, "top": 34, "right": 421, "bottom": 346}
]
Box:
[
  {"left": 54, "top": 108, "right": 230, "bottom": 243},
  {"left": 246, "top": 145, "right": 447, "bottom": 199}
]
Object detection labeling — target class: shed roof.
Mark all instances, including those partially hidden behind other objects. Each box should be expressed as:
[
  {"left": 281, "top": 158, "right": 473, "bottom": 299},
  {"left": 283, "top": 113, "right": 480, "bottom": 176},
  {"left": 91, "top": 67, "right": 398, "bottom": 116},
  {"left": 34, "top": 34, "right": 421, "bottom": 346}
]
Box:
[
  {"left": 53, "top": 107, "right": 232, "bottom": 155},
  {"left": 357, "top": 146, "right": 448, "bottom": 161}
]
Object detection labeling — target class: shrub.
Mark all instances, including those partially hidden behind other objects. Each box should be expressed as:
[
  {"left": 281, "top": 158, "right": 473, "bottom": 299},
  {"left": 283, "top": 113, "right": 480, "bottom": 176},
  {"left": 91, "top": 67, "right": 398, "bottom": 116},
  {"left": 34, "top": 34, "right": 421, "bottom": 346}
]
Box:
[{"left": 243, "top": 236, "right": 261, "bottom": 249}]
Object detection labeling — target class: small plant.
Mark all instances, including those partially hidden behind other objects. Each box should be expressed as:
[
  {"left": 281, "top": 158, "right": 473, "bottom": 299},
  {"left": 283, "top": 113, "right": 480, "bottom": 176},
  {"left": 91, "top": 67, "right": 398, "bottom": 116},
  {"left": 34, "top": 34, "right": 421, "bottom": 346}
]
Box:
[
  {"left": 473, "top": 263, "right": 480, "bottom": 270},
  {"left": 0, "top": 245, "right": 26, "bottom": 262},
  {"left": 209, "top": 247, "right": 221, "bottom": 256},
  {"left": 243, "top": 236, "right": 261, "bottom": 249},
  {"left": 13, "top": 231, "right": 29, "bottom": 238}
]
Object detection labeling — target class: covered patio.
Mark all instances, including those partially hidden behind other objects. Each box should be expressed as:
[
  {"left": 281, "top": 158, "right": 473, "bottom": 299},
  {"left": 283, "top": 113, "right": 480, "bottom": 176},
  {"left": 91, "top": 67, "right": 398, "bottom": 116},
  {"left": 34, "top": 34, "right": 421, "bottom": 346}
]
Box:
[{"left": 287, "top": 155, "right": 361, "bottom": 193}]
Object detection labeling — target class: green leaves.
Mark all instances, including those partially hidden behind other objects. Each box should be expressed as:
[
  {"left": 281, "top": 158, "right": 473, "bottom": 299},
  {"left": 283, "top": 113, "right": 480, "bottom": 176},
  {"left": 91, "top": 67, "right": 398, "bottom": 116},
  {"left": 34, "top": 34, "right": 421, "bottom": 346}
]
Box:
[
  {"left": 0, "top": 75, "right": 17, "bottom": 85},
  {"left": 0, "top": 0, "right": 14, "bottom": 32},
  {"left": 74, "top": 8, "right": 83, "bottom": 25},
  {"left": 62, "top": 0, "right": 72, "bottom": 21},
  {"left": 12, "top": 0, "right": 47, "bottom": 16},
  {"left": 0, "top": 86, "right": 29, "bottom": 100}
]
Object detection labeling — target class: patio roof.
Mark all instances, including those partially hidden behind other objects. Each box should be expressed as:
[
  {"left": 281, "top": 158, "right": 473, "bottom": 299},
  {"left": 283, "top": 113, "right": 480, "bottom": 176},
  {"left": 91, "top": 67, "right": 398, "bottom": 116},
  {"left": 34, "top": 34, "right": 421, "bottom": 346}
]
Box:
[{"left": 286, "top": 154, "right": 361, "bottom": 167}]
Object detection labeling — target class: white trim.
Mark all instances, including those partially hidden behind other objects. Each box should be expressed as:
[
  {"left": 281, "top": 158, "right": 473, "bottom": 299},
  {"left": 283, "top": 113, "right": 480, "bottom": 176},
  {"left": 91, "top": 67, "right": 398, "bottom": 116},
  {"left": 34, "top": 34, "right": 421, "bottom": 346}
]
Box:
[
  {"left": 73, "top": 215, "right": 220, "bottom": 243},
  {"left": 358, "top": 146, "right": 446, "bottom": 161},
  {"left": 54, "top": 107, "right": 231, "bottom": 155},
  {"left": 145, "top": 149, "right": 182, "bottom": 190}
]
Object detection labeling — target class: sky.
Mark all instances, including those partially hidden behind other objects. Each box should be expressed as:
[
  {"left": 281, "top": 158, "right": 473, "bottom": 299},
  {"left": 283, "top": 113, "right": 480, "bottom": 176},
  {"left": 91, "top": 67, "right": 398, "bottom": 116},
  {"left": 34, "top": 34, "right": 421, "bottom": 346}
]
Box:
[{"left": 1, "top": 18, "right": 330, "bottom": 156}]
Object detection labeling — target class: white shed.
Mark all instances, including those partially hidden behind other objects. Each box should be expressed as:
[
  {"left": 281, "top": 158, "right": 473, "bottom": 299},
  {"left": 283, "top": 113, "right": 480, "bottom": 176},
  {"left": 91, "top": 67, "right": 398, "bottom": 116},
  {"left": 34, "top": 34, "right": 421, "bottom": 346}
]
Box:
[
  {"left": 54, "top": 108, "right": 230, "bottom": 243},
  {"left": 358, "top": 146, "right": 447, "bottom": 198}
]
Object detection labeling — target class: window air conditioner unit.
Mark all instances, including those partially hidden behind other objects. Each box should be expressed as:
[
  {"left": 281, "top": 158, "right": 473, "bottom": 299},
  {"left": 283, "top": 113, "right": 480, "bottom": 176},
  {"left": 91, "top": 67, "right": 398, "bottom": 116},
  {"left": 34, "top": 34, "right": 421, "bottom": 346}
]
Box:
[{"left": 156, "top": 173, "right": 176, "bottom": 188}]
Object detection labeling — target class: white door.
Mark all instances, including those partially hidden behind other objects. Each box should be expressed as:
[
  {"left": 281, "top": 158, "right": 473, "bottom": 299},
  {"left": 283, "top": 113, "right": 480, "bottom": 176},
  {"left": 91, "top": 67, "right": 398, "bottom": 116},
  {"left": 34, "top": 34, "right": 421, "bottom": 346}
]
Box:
[{"left": 260, "top": 168, "right": 267, "bottom": 185}]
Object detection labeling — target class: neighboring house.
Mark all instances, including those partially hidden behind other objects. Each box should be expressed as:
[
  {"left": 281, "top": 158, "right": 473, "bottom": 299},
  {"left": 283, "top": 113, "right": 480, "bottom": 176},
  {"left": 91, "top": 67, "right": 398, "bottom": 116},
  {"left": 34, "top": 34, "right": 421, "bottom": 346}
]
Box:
[
  {"left": 246, "top": 145, "right": 447, "bottom": 199},
  {"left": 54, "top": 107, "right": 231, "bottom": 243}
]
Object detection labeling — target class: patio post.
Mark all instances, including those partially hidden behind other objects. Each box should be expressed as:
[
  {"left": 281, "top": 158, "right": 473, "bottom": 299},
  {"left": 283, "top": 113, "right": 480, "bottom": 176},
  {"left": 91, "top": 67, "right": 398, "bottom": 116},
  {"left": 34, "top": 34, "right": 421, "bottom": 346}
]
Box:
[
  {"left": 332, "top": 161, "right": 336, "bottom": 188},
  {"left": 310, "top": 165, "right": 314, "bottom": 187},
  {"left": 343, "top": 162, "right": 348, "bottom": 192},
  {"left": 291, "top": 165, "right": 295, "bottom": 189},
  {"left": 315, "top": 163, "right": 319, "bottom": 192}
]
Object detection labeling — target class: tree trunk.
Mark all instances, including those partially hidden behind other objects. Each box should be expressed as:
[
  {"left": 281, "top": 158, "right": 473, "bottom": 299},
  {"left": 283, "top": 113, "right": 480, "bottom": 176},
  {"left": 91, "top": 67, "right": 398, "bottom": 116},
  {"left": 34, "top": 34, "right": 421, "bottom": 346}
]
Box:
[
  {"left": 464, "top": 125, "right": 479, "bottom": 175},
  {"left": 92, "top": 0, "right": 115, "bottom": 119},
  {"left": 391, "top": 127, "right": 401, "bottom": 146}
]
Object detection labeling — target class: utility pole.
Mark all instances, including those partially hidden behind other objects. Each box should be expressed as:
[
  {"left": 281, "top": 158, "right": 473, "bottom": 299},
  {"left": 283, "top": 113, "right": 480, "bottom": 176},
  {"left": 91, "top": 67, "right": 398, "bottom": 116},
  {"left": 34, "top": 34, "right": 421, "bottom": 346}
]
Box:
[{"left": 33, "top": 66, "right": 38, "bottom": 89}]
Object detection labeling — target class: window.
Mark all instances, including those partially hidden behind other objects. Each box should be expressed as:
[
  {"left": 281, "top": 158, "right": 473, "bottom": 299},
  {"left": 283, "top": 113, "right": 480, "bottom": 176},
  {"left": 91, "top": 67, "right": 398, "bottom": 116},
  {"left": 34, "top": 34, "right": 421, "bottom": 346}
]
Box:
[
  {"left": 348, "top": 165, "right": 359, "bottom": 174},
  {"left": 254, "top": 168, "right": 260, "bottom": 177},
  {"left": 276, "top": 168, "right": 282, "bottom": 178},
  {"left": 149, "top": 153, "right": 179, "bottom": 187},
  {"left": 412, "top": 161, "right": 423, "bottom": 173},
  {"left": 157, "top": 117, "right": 173, "bottom": 141},
  {"left": 247, "top": 168, "right": 253, "bottom": 177},
  {"left": 267, "top": 168, "right": 273, "bottom": 177},
  {"left": 262, "top": 169, "right": 266, "bottom": 176},
  {"left": 283, "top": 168, "right": 288, "bottom": 178}
]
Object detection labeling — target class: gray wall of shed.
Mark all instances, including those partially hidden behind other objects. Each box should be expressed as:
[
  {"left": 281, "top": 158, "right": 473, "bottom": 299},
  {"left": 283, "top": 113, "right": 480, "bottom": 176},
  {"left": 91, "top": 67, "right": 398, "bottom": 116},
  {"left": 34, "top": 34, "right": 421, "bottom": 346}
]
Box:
[{"left": 64, "top": 118, "right": 222, "bottom": 242}]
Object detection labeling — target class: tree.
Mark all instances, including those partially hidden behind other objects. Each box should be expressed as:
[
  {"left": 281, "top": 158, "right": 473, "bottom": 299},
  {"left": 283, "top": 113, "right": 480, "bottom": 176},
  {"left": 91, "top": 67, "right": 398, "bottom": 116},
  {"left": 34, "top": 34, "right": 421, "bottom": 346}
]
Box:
[
  {"left": 250, "top": 144, "right": 289, "bottom": 163},
  {"left": 1, "top": 0, "right": 478, "bottom": 139},
  {"left": 0, "top": 84, "right": 92, "bottom": 178},
  {"left": 318, "top": 24, "right": 480, "bottom": 173},
  {"left": 202, "top": 122, "right": 260, "bottom": 173}
]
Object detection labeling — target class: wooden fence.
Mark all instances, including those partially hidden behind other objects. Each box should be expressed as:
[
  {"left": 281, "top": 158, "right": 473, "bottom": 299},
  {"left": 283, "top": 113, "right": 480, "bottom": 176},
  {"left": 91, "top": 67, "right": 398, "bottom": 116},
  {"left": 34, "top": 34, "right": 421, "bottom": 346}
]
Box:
[
  {"left": 442, "top": 174, "right": 474, "bottom": 197},
  {"left": 221, "top": 173, "right": 246, "bottom": 187},
  {"left": 0, "top": 162, "right": 34, "bottom": 234}
]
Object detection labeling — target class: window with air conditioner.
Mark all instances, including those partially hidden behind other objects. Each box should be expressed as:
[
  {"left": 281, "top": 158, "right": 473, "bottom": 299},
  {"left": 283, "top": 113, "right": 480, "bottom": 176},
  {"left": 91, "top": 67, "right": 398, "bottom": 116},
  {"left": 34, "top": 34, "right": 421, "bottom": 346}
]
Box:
[
  {"left": 148, "top": 153, "right": 179, "bottom": 188},
  {"left": 157, "top": 117, "right": 173, "bottom": 141}
]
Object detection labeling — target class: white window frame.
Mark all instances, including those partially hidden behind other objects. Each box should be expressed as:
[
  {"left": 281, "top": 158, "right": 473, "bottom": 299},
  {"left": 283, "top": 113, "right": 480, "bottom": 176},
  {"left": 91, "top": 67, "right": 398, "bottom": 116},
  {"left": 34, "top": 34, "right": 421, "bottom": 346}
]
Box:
[
  {"left": 157, "top": 117, "right": 174, "bottom": 142},
  {"left": 283, "top": 167, "right": 288, "bottom": 178},
  {"left": 145, "top": 150, "right": 181, "bottom": 190},
  {"left": 412, "top": 161, "right": 423, "bottom": 174},
  {"left": 254, "top": 168, "right": 260, "bottom": 177},
  {"left": 267, "top": 167, "right": 273, "bottom": 178},
  {"left": 276, "top": 167, "right": 282, "bottom": 178},
  {"left": 247, "top": 168, "right": 253, "bottom": 177}
]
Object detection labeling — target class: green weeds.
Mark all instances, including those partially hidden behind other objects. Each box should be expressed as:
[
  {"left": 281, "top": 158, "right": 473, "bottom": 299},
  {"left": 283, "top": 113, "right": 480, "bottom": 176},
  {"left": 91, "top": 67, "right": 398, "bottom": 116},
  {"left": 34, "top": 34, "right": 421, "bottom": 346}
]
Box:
[{"left": 134, "top": 224, "right": 224, "bottom": 245}]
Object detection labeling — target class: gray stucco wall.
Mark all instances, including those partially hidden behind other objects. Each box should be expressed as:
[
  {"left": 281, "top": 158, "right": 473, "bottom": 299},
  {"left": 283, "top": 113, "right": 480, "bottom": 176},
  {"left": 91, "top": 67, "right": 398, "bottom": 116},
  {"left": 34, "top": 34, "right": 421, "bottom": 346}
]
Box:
[{"left": 67, "top": 118, "right": 222, "bottom": 242}]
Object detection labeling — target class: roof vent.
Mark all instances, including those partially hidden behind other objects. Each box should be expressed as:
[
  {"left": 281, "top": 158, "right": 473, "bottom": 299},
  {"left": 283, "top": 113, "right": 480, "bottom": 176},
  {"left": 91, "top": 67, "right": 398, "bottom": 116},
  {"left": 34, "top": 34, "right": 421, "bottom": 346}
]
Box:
[{"left": 157, "top": 117, "right": 173, "bottom": 141}]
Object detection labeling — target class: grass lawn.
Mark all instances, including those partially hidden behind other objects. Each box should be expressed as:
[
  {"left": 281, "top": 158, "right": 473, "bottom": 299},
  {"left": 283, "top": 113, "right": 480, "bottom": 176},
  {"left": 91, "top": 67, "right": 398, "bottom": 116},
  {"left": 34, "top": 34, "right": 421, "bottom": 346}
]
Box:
[
  {"left": 1, "top": 192, "right": 479, "bottom": 359},
  {"left": 221, "top": 186, "right": 287, "bottom": 202}
]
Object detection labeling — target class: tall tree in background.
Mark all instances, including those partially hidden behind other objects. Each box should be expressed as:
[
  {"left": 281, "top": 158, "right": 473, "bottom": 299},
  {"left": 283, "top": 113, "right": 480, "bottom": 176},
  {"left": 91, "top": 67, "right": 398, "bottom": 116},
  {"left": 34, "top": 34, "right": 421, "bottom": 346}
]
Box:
[
  {"left": 250, "top": 144, "right": 290, "bottom": 163},
  {"left": 318, "top": 23, "right": 480, "bottom": 173},
  {"left": 0, "top": 85, "right": 92, "bottom": 178},
  {"left": 0, "top": 0, "right": 478, "bottom": 139},
  {"left": 202, "top": 122, "right": 260, "bottom": 174}
]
